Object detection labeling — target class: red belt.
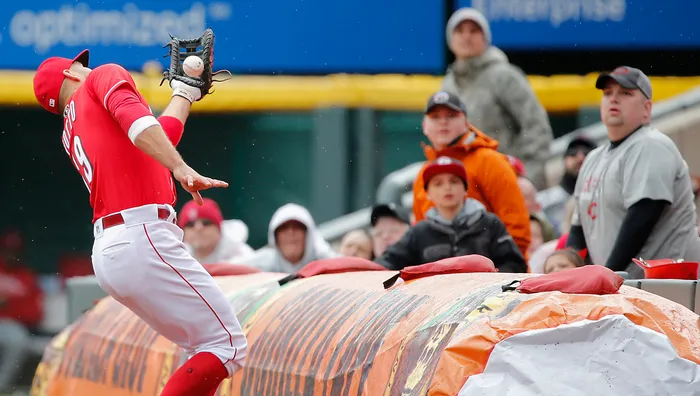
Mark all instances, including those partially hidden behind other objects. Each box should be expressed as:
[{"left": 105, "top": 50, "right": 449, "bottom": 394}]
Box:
[{"left": 101, "top": 208, "right": 172, "bottom": 230}]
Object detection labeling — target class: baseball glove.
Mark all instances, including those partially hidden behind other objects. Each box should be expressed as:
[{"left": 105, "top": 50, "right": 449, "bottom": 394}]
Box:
[{"left": 160, "top": 28, "right": 230, "bottom": 101}]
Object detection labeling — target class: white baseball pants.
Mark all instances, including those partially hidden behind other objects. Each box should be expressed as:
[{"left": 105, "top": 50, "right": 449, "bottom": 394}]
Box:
[{"left": 91, "top": 204, "right": 247, "bottom": 376}]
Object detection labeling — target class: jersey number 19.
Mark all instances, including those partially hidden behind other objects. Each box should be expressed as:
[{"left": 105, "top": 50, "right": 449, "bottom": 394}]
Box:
[{"left": 63, "top": 100, "right": 93, "bottom": 192}]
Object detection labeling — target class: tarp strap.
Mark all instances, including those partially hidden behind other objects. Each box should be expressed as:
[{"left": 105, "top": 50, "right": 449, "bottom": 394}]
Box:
[
  {"left": 383, "top": 273, "right": 401, "bottom": 289},
  {"left": 502, "top": 280, "right": 521, "bottom": 292},
  {"left": 278, "top": 274, "right": 299, "bottom": 286}
]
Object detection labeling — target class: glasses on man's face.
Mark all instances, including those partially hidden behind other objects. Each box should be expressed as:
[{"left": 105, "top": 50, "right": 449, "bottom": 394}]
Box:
[
  {"left": 184, "top": 219, "right": 215, "bottom": 228},
  {"left": 565, "top": 147, "right": 592, "bottom": 158}
]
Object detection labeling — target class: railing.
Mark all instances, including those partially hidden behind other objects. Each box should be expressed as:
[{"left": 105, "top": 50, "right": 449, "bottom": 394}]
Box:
[{"left": 317, "top": 86, "right": 700, "bottom": 243}]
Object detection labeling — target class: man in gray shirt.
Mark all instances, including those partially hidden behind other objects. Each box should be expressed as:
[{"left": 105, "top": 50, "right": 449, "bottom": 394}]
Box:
[{"left": 567, "top": 66, "right": 700, "bottom": 278}]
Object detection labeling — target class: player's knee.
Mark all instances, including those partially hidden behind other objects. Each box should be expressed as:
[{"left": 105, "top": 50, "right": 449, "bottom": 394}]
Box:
[
  {"left": 200, "top": 331, "right": 247, "bottom": 364},
  {"left": 199, "top": 343, "right": 246, "bottom": 378}
]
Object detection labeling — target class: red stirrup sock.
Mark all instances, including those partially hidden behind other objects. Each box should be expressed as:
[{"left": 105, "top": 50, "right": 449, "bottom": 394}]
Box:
[{"left": 160, "top": 352, "right": 228, "bottom": 396}]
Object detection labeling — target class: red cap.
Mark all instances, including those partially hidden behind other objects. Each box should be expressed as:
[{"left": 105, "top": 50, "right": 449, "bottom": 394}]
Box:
[
  {"left": 33, "top": 49, "right": 89, "bottom": 114},
  {"left": 507, "top": 155, "right": 527, "bottom": 177},
  {"left": 555, "top": 233, "right": 568, "bottom": 250},
  {"left": 423, "top": 156, "right": 467, "bottom": 189},
  {"left": 178, "top": 198, "right": 224, "bottom": 228}
]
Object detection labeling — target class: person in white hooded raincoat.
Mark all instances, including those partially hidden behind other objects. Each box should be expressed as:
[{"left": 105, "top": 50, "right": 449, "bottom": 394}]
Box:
[{"left": 239, "top": 203, "right": 338, "bottom": 273}]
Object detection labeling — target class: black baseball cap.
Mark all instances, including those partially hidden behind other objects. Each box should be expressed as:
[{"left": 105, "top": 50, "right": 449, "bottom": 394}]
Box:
[
  {"left": 425, "top": 91, "right": 467, "bottom": 115},
  {"left": 565, "top": 136, "right": 596, "bottom": 156},
  {"left": 595, "top": 66, "right": 652, "bottom": 99},
  {"left": 370, "top": 203, "right": 411, "bottom": 227}
]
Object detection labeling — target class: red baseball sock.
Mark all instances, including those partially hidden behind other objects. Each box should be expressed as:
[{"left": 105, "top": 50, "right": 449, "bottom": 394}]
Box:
[{"left": 160, "top": 352, "right": 228, "bottom": 396}]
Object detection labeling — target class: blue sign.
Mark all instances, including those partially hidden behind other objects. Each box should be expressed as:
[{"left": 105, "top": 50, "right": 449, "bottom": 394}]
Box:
[
  {"left": 456, "top": 0, "right": 699, "bottom": 49},
  {"left": 0, "top": 1, "right": 445, "bottom": 73}
]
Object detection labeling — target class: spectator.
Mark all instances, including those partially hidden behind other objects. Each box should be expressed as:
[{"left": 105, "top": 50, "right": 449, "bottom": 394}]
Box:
[
  {"left": 517, "top": 176, "right": 542, "bottom": 214},
  {"left": 379, "top": 157, "right": 527, "bottom": 273},
  {"left": 567, "top": 66, "right": 700, "bottom": 277},
  {"left": 553, "top": 197, "right": 578, "bottom": 253},
  {"left": 442, "top": 7, "right": 553, "bottom": 189},
  {"left": 539, "top": 136, "right": 597, "bottom": 231},
  {"left": 543, "top": 249, "right": 585, "bottom": 274},
  {"left": 518, "top": 176, "right": 557, "bottom": 243},
  {"left": 527, "top": 239, "right": 558, "bottom": 274},
  {"left": 0, "top": 231, "right": 43, "bottom": 392},
  {"left": 242, "top": 203, "right": 337, "bottom": 273},
  {"left": 528, "top": 214, "right": 544, "bottom": 255},
  {"left": 507, "top": 155, "right": 527, "bottom": 178},
  {"left": 528, "top": 214, "right": 558, "bottom": 255},
  {"left": 370, "top": 203, "right": 411, "bottom": 257},
  {"left": 561, "top": 197, "right": 576, "bottom": 235},
  {"left": 338, "top": 229, "right": 373, "bottom": 260},
  {"left": 178, "top": 198, "right": 254, "bottom": 264},
  {"left": 530, "top": 197, "right": 576, "bottom": 273},
  {"left": 412, "top": 91, "right": 531, "bottom": 258}
]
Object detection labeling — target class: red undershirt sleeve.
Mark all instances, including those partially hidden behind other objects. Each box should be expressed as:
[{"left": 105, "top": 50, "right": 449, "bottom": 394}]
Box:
[{"left": 158, "top": 115, "right": 184, "bottom": 146}]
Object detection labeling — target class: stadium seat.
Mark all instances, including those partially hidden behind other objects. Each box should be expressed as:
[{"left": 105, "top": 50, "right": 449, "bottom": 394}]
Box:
[
  {"left": 615, "top": 271, "right": 630, "bottom": 279},
  {"left": 638, "top": 279, "right": 697, "bottom": 313},
  {"left": 622, "top": 279, "right": 641, "bottom": 289},
  {"left": 66, "top": 276, "right": 108, "bottom": 323}
]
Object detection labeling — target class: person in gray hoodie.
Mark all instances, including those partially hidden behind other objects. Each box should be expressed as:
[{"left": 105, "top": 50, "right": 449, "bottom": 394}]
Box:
[
  {"left": 442, "top": 7, "right": 553, "bottom": 189},
  {"left": 376, "top": 157, "right": 527, "bottom": 273},
  {"left": 240, "top": 203, "right": 337, "bottom": 273}
]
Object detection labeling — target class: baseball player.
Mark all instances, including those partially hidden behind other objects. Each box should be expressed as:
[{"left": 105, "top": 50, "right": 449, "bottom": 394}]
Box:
[
  {"left": 567, "top": 66, "right": 700, "bottom": 278},
  {"left": 32, "top": 37, "right": 247, "bottom": 396}
]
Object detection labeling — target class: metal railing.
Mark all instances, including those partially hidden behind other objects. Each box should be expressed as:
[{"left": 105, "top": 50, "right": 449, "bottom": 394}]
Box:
[{"left": 317, "top": 86, "right": 700, "bottom": 243}]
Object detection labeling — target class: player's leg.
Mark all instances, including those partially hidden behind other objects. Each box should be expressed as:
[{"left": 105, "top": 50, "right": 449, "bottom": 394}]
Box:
[
  {"left": 92, "top": 220, "right": 247, "bottom": 395},
  {"left": 160, "top": 351, "right": 229, "bottom": 396},
  {"left": 151, "top": 347, "right": 222, "bottom": 396}
]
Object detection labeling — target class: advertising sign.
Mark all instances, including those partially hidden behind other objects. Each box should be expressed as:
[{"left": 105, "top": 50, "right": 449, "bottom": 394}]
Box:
[
  {"left": 456, "top": 0, "right": 699, "bottom": 49},
  {"left": 0, "top": 1, "right": 444, "bottom": 73}
]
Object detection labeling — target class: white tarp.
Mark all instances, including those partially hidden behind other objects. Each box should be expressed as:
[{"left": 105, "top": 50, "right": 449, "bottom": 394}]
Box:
[{"left": 459, "top": 314, "right": 700, "bottom": 396}]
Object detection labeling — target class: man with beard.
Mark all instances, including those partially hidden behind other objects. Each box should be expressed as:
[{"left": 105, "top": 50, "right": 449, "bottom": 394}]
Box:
[
  {"left": 567, "top": 66, "right": 700, "bottom": 277},
  {"left": 539, "top": 136, "right": 596, "bottom": 232}
]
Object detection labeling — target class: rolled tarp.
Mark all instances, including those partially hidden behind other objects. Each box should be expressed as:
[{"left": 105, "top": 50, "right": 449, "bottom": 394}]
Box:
[{"left": 30, "top": 258, "right": 700, "bottom": 396}]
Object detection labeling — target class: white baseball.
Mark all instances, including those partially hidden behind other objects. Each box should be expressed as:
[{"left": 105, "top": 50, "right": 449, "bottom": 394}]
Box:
[{"left": 183, "top": 56, "right": 204, "bottom": 77}]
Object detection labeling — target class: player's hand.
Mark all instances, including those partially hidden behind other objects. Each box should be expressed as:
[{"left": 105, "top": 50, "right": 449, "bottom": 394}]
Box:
[
  {"left": 172, "top": 163, "right": 228, "bottom": 205},
  {"left": 171, "top": 80, "right": 202, "bottom": 103}
]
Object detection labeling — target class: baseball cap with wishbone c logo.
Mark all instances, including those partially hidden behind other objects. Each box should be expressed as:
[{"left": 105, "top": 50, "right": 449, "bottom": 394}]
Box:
[
  {"left": 33, "top": 49, "right": 90, "bottom": 115},
  {"left": 422, "top": 156, "right": 468, "bottom": 190},
  {"left": 595, "top": 66, "right": 652, "bottom": 99},
  {"left": 425, "top": 91, "right": 468, "bottom": 115}
]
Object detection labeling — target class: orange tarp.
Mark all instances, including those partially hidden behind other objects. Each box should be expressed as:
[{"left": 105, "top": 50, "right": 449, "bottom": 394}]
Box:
[{"left": 30, "top": 271, "right": 700, "bottom": 396}]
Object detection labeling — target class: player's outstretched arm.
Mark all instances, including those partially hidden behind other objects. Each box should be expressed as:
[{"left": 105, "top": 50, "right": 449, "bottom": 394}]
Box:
[
  {"left": 161, "top": 95, "right": 192, "bottom": 125},
  {"left": 134, "top": 126, "right": 227, "bottom": 205},
  {"left": 158, "top": 95, "right": 192, "bottom": 147},
  {"left": 96, "top": 70, "right": 226, "bottom": 204},
  {"left": 157, "top": 80, "right": 204, "bottom": 147}
]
